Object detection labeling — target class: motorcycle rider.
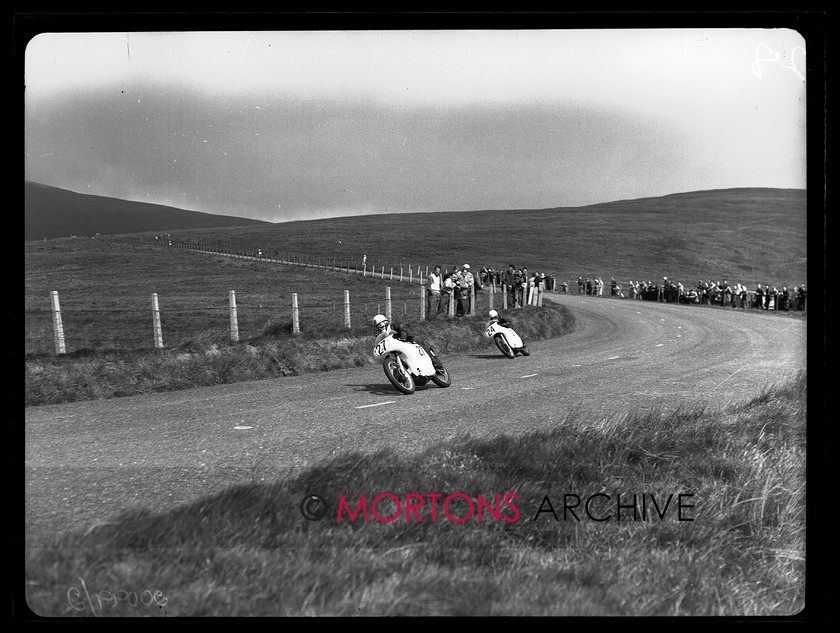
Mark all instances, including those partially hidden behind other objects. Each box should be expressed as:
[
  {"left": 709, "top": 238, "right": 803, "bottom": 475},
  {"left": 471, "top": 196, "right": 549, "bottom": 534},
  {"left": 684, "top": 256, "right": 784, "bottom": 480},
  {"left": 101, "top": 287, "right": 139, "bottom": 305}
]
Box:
[
  {"left": 372, "top": 314, "right": 444, "bottom": 370},
  {"left": 487, "top": 309, "right": 512, "bottom": 329}
]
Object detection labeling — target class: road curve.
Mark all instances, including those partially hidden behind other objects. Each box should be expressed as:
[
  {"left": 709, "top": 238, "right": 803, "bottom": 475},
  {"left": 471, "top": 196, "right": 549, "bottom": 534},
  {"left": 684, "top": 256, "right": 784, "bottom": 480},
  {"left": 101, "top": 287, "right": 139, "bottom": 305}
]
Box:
[{"left": 25, "top": 293, "right": 806, "bottom": 542}]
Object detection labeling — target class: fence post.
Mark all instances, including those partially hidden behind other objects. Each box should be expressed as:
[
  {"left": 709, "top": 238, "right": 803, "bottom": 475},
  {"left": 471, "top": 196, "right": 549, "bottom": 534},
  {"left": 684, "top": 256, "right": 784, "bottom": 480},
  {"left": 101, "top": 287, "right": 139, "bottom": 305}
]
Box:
[
  {"left": 400, "top": 267, "right": 404, "bottom": 283},
  {"left": 468, "top": 285, "right": 475, "bottom": 316},
  {"left": 489, "top": 284, "right": 494, "bottom": 311},
  {"left": 448, "top": 288, "right": 456, "bottom": 317},
  {"left": 50, "top": 290, "right": 66, "bottom": 355},
  {"left": 410, "top": 267, "right": 413, "bottom": 284},
  {"left": 503, "top": 284, "right": 508, "bottom": 310},
  {"left": 390, "top": 268, "right": 394, "bottom": 281},
  {"left": 151, "top": 292, "right": 164, "bottom": 349},
  {"left": 381, "top": 265, "right": 385, "bottom": 279},
  {"left": 363, "top": 263, "right": 367, "bottom": 277},
  {"left": 537, "top": 286, "right": 543, "bottom": 307},
  {"left": 292, "top": 293, "right": 300, "bottom": 335},
  {"left": 344, "top": 290, "right": 351, "bottom": 329},
  {"left": 229, "top": 290, "right": 240, "bottom": 343},
  {"left": 385, "top": 287, "right": 392, "bottom": 321},
  {"left": 420, "top": 285, "right": 426, "bottom": 321}
]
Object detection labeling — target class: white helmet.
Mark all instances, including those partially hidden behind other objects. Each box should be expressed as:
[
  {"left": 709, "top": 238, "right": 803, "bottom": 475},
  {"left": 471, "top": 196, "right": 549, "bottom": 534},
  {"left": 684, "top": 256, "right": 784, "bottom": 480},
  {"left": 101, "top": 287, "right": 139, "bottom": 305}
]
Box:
[
  {"left": 489, "top": 309, "right": 499, "bottom": 319},
  {"left": 373, "top": 314, "right": 389, "bottom": 329}
]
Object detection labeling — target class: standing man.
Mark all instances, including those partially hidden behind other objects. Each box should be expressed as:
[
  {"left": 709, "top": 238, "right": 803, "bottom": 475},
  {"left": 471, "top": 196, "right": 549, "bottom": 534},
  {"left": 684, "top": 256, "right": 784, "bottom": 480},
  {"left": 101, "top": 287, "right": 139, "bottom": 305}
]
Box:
[
  {"left": 460, "top": 264, "right": 474, "bottom": 316},
  {"left": 503, "top": 264, "right": 517, "bottom": 309},
  {"left": 427, "top": 265, "right": 443, "bottom": 317}
]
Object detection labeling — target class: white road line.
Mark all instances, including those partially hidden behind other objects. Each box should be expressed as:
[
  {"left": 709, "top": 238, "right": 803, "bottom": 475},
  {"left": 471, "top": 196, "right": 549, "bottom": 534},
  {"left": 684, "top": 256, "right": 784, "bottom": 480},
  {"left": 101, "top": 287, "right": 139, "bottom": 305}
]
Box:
[
  {"left": 522, "top": 373, "right": 539, "bottom": 378},
  {"left": 461, "top": 387, "right": 475, "bottom": 390},
  {"left": 356, "top": 402, "right": 395, "bottom": 409},
  {"left": 607, "top": 356, "right": 620, "bottom": 360},
  {"left": 233, "top": 426, "right": 252, "bottom": 430},
  {"left": 656, "top": 343, "right": 664, "bottom": 347}
]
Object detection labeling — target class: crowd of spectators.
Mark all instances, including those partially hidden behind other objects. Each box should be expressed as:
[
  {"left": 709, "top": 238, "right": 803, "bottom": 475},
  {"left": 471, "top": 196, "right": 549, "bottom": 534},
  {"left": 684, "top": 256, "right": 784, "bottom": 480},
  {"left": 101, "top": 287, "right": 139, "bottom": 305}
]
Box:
[
  {"left": 426, "top": 263, "right": 556, "bottom": 316},
  {"left": 564, "top": 275, "right": 806, "bottom": 311}
]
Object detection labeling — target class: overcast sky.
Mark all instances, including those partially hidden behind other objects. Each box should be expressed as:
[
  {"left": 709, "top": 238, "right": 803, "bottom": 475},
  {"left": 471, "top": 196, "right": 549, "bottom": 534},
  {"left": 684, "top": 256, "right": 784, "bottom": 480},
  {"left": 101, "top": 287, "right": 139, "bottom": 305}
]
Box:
[{"left": 24, "top": 28, "right": 807, "bottom": 223}]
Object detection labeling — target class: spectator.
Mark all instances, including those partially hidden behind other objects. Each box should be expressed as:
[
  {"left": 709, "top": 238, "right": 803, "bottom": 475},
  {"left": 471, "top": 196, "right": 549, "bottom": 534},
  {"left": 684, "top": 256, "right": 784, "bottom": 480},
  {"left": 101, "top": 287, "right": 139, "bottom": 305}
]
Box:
[
  {"left": 461, "top": 264, "right": 474, "bottom": 314},
  {"left": 796, "top": 284, "right": 806, "bottom": 311},
  {"left": 442, "top": 268, "right": 456, "bottom": 314},
  {"left": 768, "top": 286, "right": 778, "bottom": 310},
  {"left": 427, "top": 265, "right": 443, "bottom": 317},
  {"left": 454, "top": 265, "right": 472, "bottom": 316},
  {"left": 560, "top": 280, "right": 568, "bottom": 293},
  {"left": 779, "top": 286, "right": 790, "bottom": 311},
  {"left": 578, "top": 276, "right": 584, "bottom": 294},
  {"left": 755, "top": 284, "right": 765, "bottom": 309},
  {"left": 502, "top": 264, "right": 517, "bottom": 309}
]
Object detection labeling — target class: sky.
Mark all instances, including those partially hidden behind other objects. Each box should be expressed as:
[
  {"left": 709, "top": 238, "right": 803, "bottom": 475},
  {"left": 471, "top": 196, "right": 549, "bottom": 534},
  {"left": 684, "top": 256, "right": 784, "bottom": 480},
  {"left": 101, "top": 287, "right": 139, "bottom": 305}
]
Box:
[{"left": 24, "top": 28, "right": 808, "bottom": 223}]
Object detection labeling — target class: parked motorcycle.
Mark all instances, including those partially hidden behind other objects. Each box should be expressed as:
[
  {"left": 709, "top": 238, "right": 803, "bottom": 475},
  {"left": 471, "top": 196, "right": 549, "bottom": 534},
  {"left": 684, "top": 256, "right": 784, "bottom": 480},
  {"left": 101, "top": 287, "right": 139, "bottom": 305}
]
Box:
[
  {"left": 373, "top": 334, "right": 451, "bottom": 394},
  {"left": 485, "top": 321, "right": 531, "bottom": 359}
]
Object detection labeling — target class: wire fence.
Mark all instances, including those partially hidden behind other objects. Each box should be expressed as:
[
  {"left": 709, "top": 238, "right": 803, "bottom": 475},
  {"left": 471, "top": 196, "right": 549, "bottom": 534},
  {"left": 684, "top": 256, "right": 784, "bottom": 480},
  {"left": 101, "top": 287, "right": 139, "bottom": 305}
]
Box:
[{"left": 25, "top": 282, "right": 537, "bottom": 356}]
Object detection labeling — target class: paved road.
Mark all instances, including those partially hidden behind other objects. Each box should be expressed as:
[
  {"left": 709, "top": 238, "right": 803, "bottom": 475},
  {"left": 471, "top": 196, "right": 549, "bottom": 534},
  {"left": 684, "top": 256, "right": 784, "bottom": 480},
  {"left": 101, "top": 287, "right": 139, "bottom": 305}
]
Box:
[{"left": 25, "top": 294, "right": 806, "bottom": 543}]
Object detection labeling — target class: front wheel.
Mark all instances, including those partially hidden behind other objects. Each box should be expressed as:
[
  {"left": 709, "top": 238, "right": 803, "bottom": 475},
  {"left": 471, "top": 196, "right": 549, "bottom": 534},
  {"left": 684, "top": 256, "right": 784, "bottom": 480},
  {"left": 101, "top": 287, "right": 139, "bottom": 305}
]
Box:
[
  {"left": 494, "top": 334, "right": 516, "bottom": 359},
  {"left": 383, "top": 357, "right": 415, "bottom": 394},
  {"left": 431, "top": 364, "right": 452, "bottom": 388},
  {"left": 519, "top": 345, "right": 531, "bottom": 356}
]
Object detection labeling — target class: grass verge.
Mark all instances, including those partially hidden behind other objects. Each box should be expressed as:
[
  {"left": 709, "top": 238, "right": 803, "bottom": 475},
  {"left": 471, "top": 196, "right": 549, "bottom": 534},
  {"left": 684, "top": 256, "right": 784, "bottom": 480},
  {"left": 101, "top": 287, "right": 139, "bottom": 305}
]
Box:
[{"left": 25, "top": 372, "right": 805, "bottom": 616}]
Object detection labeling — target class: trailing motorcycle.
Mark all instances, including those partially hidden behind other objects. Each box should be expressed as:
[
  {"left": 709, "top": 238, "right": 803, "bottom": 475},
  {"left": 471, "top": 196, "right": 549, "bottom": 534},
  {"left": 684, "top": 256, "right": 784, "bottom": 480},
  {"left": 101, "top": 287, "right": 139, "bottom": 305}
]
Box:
[
  {"left": 373, "top": 334, "right": 452, "bottom": 394},
  {"left": 485, "top": 321, "right": 531, "bottom": 359}
]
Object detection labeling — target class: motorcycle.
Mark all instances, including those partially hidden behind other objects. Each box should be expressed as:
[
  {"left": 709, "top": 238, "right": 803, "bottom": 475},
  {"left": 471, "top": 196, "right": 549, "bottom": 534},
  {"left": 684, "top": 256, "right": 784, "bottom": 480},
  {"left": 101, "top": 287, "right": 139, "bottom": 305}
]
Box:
[
  {"left": 373, "top": 334, "right": 452, "bottom": 394},
  {"left": 485, "top": 322, "right": 531, "bottom": 359}
]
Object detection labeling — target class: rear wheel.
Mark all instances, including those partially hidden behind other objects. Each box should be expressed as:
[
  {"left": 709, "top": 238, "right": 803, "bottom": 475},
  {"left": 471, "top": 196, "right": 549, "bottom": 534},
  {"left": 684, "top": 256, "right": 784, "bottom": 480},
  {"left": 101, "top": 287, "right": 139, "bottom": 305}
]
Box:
[
  {"left": 431, "top": 364, "right": 452, "bottom": 388},
  {"left": 383, "top": 357, "right": 415, "bottom": 394},
  {"left": 494, "top": 334, "right": 516, "bottom": 358}
]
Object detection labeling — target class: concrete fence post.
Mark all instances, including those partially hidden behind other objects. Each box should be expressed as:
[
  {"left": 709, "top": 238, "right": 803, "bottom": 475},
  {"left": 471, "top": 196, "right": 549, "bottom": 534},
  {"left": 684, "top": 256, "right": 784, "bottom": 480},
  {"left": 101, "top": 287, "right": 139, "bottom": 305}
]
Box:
[
  {"left": 344, "top": 290, "right": 351, "bottom": 329},
  {"left": 292, "top": 293, "right": 300, "bottom": 335},
  {"left": 229, "top": 290, "right": 239, "bottom": 342},
  {"left": 152, "top": 292, "right": 164, "bottom": 349},
  {"left": 420, "top": 285, "right": 426, "bottom": 321},
  {"left": 385, "top": 287, "right": 392, "bottom": 322},
  {"left": 50, "top": 290, "right": 66, "bottom": 355}
]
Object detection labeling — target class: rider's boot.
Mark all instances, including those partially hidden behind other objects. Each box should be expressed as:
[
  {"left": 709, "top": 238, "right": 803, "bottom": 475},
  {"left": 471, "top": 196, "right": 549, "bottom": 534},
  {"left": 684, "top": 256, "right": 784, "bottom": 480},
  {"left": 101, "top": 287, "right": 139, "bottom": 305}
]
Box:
[{"left": 427, "top": 346, "right": 444, "bottom": 370}]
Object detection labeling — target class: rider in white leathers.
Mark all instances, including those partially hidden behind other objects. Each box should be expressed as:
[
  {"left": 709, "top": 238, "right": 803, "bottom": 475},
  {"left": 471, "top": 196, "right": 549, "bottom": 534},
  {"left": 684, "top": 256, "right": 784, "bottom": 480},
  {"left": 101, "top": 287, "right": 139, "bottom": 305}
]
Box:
[
  {"left": 487, "top": 309, "right": 512, "bottom": 330},
  {"left": 373, "top": 315, "right": 443, "bottom": 370}
]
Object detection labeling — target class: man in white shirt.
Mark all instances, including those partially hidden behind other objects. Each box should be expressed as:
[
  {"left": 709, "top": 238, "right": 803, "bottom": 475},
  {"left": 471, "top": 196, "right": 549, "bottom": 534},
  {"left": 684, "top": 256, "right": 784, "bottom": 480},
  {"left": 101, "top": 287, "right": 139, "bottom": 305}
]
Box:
[{"left": 427, "top": 265, "right": 443, "bottom": 317}]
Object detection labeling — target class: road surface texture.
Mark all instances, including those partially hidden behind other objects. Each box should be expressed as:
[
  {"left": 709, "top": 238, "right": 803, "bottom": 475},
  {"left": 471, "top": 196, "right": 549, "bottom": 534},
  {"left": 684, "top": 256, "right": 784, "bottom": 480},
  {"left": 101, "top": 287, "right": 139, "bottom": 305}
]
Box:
[{"left": 25, "top": 293, "right": 806, "bottom": 544}]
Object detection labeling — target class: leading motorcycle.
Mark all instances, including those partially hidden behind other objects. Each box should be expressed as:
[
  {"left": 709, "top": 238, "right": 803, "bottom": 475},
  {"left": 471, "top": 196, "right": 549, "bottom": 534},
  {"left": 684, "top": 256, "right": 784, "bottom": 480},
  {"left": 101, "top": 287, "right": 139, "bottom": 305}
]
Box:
[{"left": 373, "top": 334, "right": 452, "bottom": 394}]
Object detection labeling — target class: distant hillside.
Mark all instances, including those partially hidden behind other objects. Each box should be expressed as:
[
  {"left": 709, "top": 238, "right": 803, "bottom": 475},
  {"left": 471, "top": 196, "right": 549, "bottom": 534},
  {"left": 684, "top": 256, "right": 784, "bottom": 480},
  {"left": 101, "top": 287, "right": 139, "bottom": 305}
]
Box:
[
  {"left": 161, "top": 187, "right": 806, "bottom": 288},
  {"left": 24, "top": 181, "right": 271, "bottom": 241}
]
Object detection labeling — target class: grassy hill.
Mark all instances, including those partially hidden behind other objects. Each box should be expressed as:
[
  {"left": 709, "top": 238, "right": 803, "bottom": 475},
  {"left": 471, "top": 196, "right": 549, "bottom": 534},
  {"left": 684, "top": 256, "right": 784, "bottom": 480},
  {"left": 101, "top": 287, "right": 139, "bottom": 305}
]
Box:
[
  {"left": 153, "top": 187, "right": 808, "bottom": 289},
  {"left": 24, "top": 181, "right": 270, "bottom": 241}
]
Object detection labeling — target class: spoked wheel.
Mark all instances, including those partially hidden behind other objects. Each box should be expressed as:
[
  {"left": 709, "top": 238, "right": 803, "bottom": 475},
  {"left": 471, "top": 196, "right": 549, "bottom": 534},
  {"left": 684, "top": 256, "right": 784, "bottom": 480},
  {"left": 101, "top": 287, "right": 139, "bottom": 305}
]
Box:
[
  {"left": 519, "top": 345, "right": 531, "bottom": 356},
  {"left": 494, "top": 334, "right": 516, "bottom": 359},
  {"left": 383, "top": 357, "right": 415, "bottom": 394},
  {"left": 431, "top": 364, "right": 452, "bottom": 388}
]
